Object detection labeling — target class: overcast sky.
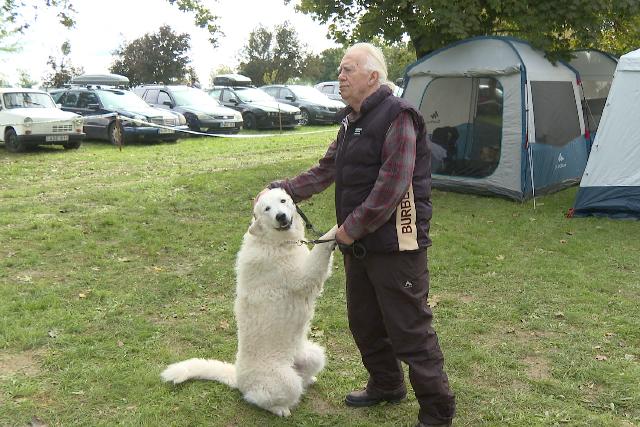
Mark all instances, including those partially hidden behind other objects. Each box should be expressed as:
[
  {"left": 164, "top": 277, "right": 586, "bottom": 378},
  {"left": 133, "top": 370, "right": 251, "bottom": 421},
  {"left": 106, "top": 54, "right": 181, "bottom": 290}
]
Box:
[{"left": 0, "top": 0, "right": 338, "bottom": 86}]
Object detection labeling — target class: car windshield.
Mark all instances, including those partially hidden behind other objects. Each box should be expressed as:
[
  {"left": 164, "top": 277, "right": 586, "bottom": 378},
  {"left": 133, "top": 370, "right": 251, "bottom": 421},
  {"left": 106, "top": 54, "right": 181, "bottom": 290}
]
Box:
[
  {"left": 290, "top": 86, "right": 330, "bottom": 103},
  {"left": 3, "top": 92, "right": 56, "bottom": 109},
  {"left": 235, "top": 87, "right": 274, "bottom": 103},
  {"left": 171, "top": 87, "right": 221, "bottom": 107},
  {"left": 97, "top": 89, "right": 151, "bottom": 110}
]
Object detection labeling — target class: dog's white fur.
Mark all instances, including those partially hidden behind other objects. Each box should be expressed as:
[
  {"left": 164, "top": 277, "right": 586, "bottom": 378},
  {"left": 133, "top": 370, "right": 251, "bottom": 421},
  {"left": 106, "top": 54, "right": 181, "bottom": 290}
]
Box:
[{"left": 161, "top": 188, "right": 337, "bottom": 417}]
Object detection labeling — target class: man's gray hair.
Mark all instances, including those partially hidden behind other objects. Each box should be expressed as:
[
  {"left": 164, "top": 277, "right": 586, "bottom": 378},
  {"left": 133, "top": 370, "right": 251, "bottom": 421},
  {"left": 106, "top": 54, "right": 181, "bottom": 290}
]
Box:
[{"left": 347, "top": 42, "right": 389, "bottom": 85}]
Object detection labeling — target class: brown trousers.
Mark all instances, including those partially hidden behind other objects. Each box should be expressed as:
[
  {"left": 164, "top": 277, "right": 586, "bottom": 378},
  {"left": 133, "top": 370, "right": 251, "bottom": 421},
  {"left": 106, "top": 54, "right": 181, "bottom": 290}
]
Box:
[{"left": 344, "top": 249, "right": 456, "bottom": 424}]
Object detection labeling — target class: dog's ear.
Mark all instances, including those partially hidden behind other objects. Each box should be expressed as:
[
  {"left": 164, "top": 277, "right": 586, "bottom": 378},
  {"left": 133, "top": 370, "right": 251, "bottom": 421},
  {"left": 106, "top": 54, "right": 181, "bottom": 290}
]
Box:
[{"left": 248, "top": 217, "right": 264, "bottom": 236}]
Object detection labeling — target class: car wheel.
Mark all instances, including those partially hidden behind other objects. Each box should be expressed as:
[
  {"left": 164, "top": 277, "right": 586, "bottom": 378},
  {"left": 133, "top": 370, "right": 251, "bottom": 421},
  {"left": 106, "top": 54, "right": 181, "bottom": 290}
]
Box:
[
  {"left": 243, "top": 113, "right": 257, "bottom": 130},
  {"left": 300, "top": 109, "right": 310, "bottom": 126},
  {"left": 4, "top": 129, "right": 25, "bottom": 152},
  {"left": 63, "top": 141, "right": 81, "bottom": 150},
  {"left": 108, "top": 121, "right": 124, "bottom": 146},
  {"left": 185, "top": 114, "right": 199, "bottom": 132}
]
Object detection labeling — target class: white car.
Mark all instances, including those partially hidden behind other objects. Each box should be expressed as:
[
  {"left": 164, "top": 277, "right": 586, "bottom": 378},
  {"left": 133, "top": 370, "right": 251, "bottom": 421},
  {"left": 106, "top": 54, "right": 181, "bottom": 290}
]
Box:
[{"left": 0, "top": 88, "right": 85, "bottom": 152}]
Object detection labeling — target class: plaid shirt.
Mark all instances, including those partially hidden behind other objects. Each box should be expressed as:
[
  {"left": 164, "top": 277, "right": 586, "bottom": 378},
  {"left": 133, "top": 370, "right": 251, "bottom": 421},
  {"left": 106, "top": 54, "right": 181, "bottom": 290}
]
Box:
[{"left": 272, "top": 109, "right": 418, "bottom": 241}]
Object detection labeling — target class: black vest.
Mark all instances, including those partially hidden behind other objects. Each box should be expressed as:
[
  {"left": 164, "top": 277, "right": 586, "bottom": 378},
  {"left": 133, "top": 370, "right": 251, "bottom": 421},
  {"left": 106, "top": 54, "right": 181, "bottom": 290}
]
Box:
[{"left": 335, "top": 86, "right": 432, "bottom": 253}]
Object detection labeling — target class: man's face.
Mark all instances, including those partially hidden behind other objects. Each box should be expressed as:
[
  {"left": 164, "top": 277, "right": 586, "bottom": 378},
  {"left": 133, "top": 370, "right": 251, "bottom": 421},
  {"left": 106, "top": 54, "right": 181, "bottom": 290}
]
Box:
[{"left": 338, "top": 50, "right": 377, "bottom": 109}]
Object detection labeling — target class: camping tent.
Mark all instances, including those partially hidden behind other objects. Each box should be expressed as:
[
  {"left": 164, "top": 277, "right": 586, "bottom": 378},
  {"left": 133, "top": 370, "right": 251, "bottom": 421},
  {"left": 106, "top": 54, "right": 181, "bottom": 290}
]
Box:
[
  {"left": 569, "top": 50, "right": 618, "bottom": 136},
  {"left": 403, "top": 36, "right": 590, "bottom": 200},
  {"left": 572, "top": 48, "right": 640, "bottom": 219}
]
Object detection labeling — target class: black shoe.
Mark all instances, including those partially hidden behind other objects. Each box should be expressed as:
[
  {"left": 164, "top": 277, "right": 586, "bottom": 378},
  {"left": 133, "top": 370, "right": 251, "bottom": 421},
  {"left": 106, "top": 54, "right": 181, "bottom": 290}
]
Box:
[{"left": 345, "top": 386, "right": 407, "bottom": 407}]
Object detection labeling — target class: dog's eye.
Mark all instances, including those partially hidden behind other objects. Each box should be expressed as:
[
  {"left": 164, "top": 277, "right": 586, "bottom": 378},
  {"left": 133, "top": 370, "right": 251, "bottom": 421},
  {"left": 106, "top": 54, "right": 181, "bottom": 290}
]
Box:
[
  {"left": 265, "top": 206, "right": 270, "bottom": 212},
  {"left": 280, "top": 199, "right": 286, "bottom": 203}
]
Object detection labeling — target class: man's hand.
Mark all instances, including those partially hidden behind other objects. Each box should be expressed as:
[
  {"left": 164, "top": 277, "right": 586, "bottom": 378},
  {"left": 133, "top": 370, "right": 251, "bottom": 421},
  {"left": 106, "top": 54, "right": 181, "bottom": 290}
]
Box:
[{"left": 336, "top": 224, "right": 354, "bottom": 245}]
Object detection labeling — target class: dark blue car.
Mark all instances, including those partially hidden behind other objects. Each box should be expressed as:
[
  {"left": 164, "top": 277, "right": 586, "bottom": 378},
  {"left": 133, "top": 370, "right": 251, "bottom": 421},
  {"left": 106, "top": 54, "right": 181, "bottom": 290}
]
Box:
[{"left": 52, "top": 87, "right": 188, "bottom": 144}]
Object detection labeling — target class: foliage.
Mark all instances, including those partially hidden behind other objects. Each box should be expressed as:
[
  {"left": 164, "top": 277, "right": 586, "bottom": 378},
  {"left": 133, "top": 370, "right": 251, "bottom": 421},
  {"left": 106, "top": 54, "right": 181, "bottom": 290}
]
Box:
[
  {"left": 110, "top": 25, "right": 193, "bottom": 87},
  {"left": 302, "top": 47, "right": 345, "bottom": 83},
  {"left": 0, "top": 131, "right": 639, "bottom": 426},
  {"left": 292, "top": 0, "right": 640, "bottom": 60},
  {"left": 17, "top": 69, "right": 37, "bottom": 88},
  {"left": 237, "top": 22, "right": 307, "bottom": 86},
  {"left": 41, "top": 41, "right": 84, "bottom": 88}
]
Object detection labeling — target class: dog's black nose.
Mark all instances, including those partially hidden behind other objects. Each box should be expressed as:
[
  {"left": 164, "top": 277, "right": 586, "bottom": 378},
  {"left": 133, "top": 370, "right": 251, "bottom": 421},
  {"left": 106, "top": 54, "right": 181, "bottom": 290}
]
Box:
[{"left": 276, "top": 213, "right": 288, "bottom": 225}]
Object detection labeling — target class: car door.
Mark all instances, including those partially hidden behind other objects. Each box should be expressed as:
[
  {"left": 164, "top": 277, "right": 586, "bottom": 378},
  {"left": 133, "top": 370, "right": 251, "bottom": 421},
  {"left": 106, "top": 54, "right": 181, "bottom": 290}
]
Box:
[
  {"left": 220, "top": 88, "right": 241, "bottom": 111},
  {"left": 75, "top": 92, "right": 105, "bottom": 139},
  {"left": 156, "top": 90, "right": 173, "bottom": 110},
  {"left": 279, "top": 88, "right": 299, "bottom": 108}
]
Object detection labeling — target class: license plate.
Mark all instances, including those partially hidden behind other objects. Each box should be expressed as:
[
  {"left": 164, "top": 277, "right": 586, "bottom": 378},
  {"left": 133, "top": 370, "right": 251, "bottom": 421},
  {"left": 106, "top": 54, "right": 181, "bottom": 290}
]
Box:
[
  {"left": 46, "top": 135, "right": 69, "bottom": 142},
  {"left": 294, "top": 114, "right": 302, "bottom": 120},
  {"left": 158, "top": 128, "right": 174, "bottom": 134},
  {"left": 221, "top": 122, "right": 236, "bottom": 128}
]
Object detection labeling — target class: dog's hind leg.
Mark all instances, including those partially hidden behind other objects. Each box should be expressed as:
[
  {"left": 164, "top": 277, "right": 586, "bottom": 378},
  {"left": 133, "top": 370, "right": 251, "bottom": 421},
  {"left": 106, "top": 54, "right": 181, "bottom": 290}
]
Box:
[
  {"left": 294, "top": 340, "right": 326, "bottom": 387},
  {"left": 241, "top": 366, "right": 303, "bottom": 417}
]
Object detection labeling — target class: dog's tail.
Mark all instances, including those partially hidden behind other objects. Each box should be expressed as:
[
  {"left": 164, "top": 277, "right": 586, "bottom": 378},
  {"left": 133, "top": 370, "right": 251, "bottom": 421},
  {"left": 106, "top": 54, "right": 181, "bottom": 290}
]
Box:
[{"left": 160, "top": 358, "right": 237, "bottom": 388}]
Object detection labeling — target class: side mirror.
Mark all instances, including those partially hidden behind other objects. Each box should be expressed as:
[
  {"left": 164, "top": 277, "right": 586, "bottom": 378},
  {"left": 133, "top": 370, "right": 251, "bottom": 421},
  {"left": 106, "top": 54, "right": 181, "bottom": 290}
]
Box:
[
  {"left": 87, "top": 103, "right": 100, "bottom": 110},
  {"left": 229, "top": 98, "right": 239, "bottom": 104},
  {"left": 163, "top": 100, "right": 173, "bottom": 108},
  {"left": 285, "top": 95, "right": 295, "bottom": 101}
]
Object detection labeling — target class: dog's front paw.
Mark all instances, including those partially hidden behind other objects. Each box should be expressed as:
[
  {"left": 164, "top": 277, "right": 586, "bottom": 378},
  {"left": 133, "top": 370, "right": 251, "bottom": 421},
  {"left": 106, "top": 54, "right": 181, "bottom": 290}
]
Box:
[
  {"left": 160, "top": 363, "right": 190, "bottom": 384},
  {"left": 320, "top": 224, "right": 338, "bottom": 242},
  {"left": 270, "top": 406, "right": 292, "bottom": 417}
]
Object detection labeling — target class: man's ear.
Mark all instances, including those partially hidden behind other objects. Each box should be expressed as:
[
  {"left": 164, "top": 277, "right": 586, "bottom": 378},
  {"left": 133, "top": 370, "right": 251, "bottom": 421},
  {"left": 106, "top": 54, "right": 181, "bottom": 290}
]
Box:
[
  {"left": 248, "top": 217, "right": 263, "bottom": 236},
  {"left": 369, "top": 71, "right": 379, "bottom": 86}
]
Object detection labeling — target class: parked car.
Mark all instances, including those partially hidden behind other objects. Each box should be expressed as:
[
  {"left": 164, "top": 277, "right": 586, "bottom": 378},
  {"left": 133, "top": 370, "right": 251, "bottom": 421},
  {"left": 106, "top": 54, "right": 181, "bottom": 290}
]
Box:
[
  {"left": 53, "top": 86, "right": 188, "bottom": 144},
  {"left": 208, "top": 86, "right": 301, "bottom": 130},
  {"left": 314, "top": 81, "right": 345, "bottom": 104},
  {"left": 0, "top": 88, "right": 84, "bottom": 152},
  {"left": 262, "top": 84, "right": 344, "bottom": 125},
  {"left": 134, "top": 85, "right": 243, "bottom": 134}
]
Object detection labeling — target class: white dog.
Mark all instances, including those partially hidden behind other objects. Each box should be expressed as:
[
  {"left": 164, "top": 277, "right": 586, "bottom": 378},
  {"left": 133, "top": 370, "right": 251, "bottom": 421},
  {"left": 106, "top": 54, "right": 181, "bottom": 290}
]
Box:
[{"left": 161, "top": 188, "right": 337, "bottom": 417}]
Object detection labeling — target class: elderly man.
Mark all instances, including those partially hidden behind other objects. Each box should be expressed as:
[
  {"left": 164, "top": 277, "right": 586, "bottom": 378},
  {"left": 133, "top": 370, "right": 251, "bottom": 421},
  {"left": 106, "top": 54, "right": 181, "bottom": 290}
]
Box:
[{"left": 263, "top": 43, "right": 456, "bottom": 427}]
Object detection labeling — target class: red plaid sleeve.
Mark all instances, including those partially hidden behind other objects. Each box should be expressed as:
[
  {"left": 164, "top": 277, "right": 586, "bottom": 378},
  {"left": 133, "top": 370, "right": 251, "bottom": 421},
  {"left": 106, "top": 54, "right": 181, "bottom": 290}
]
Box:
[{"left": 342, "top": 111, "right": 417, "bottom": 240}]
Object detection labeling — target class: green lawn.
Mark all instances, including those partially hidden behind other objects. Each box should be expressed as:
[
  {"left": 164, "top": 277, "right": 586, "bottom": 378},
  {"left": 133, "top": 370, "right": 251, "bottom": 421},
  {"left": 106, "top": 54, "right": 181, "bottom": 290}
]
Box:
[{"left": 1, "top": 129, "right": 639, "bottom": 426}]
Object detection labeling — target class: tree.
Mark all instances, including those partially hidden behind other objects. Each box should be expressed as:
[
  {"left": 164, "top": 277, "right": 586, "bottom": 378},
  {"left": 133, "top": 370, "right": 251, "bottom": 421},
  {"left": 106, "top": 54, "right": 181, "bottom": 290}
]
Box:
[
  {"left": 110, "top": 25, "right": 193, "bottom": 86},
  {"left": 17, "top": 69, "right": 37, "bottom": 88},
  {"left": 291, "top": 0, "right": 640, "bottom": 60},
  {"left": 41, "top": 41, "right": 84, "bottom": 88},
  {"left": 302, "top": 47, "right": 345, "bottom": 83},
  {"left": 237, "top": 22, "right": 308, "bottom": 86}
]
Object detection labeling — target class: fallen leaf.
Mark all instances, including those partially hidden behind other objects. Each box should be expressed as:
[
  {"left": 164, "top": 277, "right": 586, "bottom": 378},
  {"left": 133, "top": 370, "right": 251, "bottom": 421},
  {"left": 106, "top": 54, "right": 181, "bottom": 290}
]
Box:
[
  {"left": 117, "top": 257, "right": 130, "bottom": 262},
  {"left": 560, "top": 239, "right": 568, "bottom": 244},
  {"left": 595, "top": 355, "right": 608, "bottom": 361},
  {"left": 496, "top": 255, "right": 505, "bottom": 261},
  {"left": 78, "top": 293, "right": 86, "bottom": 299},
  {"left": 604, "top": 332, "right": 615, "bottom": 337},
  {"left": 48, "top": 330, "right": 58, "bottom": 338},
  {"left": 117, "top": 340, "right": 124, "bottom": 348},
  {"left": 219, "top": 319, "right": 230, "bottom": 330},
  {"left": 71, "top": 390, "right": 84, "bottom": 395},
  {"left": 554, "top": 312, "right": 565, "bottom": 318},
  {"left": 624, "top": 354, "right": 636, "bottom": 361}
]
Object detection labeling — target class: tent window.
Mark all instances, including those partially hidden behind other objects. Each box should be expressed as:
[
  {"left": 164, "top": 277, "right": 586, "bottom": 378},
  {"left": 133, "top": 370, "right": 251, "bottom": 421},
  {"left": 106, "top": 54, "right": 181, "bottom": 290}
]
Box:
[
  {"left": 531, "top": 81, "right": 581, "bottom": 146},
  {"left": 421, "top": 76, "right": 503, "bottom": 178}
]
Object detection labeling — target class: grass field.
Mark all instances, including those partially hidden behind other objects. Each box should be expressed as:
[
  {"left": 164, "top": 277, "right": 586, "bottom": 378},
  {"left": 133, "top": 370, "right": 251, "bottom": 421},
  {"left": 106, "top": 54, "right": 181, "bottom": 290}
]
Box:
[{"left": 1, "top": 129, "right": 639, "bottom": 426}]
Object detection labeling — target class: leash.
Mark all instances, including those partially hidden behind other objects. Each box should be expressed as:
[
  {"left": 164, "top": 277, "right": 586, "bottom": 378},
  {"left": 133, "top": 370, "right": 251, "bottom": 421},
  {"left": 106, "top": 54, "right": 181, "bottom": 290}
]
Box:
[{"left": 294, "top": 204, "right": 365, "bottom": 258}]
